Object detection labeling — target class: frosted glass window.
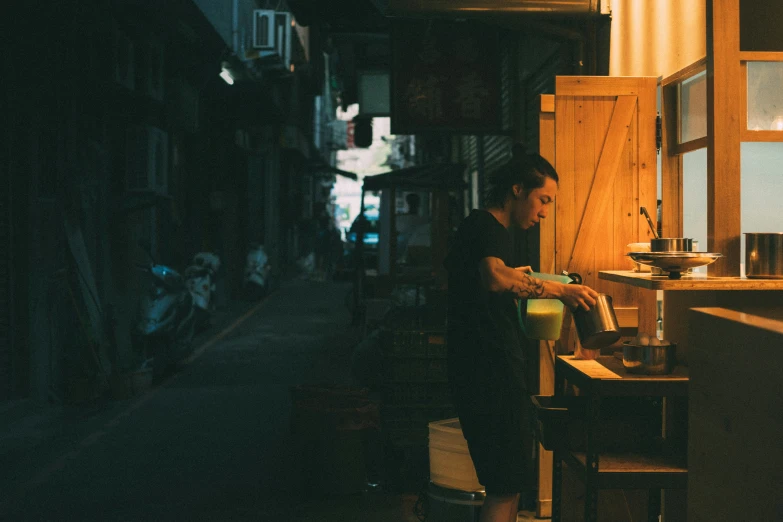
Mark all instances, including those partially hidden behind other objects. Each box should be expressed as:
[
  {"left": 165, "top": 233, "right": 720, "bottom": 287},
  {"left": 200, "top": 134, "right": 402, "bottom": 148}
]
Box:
[
  {"left": 747, "top": 62, "right": 783, "bottom": 131},
  {"left": 741, "top": 143, "right": 783, "bottom": 272},
  {"left": 682, "top": 149, "right": 707, "bottom": 272},
  {"left": 680, "top": 71, "right": 707, "bottom": 142}
]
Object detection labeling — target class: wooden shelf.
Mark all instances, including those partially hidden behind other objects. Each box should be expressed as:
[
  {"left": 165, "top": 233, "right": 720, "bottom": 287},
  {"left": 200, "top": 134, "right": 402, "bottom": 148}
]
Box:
[
  {"left": 599, "top": 270, "right": 783, "bottom": 290},
  {"left": 565, "top": 451, "right": 688, "bottom": 490},
  {"left": 557, "top": 356, "right": 689, "bottom": 397}
]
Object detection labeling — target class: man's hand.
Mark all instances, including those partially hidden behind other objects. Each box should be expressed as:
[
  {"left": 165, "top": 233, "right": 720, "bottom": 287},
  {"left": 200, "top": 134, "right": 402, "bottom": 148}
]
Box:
[
  {"left": 514, "top": 265, "right": 533, "bottom": 275},
  {"left": 558, "top": 283, "right": 599, "bottom": 311}
]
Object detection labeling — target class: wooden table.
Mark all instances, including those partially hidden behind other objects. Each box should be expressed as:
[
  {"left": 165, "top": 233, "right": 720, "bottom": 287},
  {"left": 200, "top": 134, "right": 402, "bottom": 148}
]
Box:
[{"left": 552, "top": 355, "right": 689, "bottom": 522}]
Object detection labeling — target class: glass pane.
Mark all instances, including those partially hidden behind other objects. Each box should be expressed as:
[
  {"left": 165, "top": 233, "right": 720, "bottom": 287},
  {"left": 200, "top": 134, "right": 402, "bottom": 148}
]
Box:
[
  {"left": 680, "top": 71, "right": 707, "bottom": 142},
  {"left": 747, "top": 62, "right": 783, "bottom": 131},
  {"left": 741, "top": 142, "right": 783, "bottom": 273},
  {"left": 682, "top": 149, "right": 707, "bottom": 272}
]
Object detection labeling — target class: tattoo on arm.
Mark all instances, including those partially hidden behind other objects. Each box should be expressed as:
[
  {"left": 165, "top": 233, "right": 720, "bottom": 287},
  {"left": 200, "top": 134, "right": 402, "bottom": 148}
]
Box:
[{"left": 507, "top": 273, "right": 545, "bottom": 299}]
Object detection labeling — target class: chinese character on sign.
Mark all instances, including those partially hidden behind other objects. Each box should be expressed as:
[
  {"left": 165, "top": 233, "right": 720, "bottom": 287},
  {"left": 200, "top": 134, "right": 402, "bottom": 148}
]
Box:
[
  {"left": 405, "top": 75, "right": 445, "bottom": 122},
  {"left": 391, "top": 19, "right": 501, "bottom": 133},
  {"left": 456, "top": 71, "right": 489, "bottom": 120}
]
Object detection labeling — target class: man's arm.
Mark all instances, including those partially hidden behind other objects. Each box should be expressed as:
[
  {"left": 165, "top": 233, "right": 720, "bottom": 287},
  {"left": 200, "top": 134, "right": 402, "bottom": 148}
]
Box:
[
  {"left": 478, "top": 257, "right": 598, "bottom": 310},
  {"left": 479, "top": 257, "right": 560, "bottom": 299}
]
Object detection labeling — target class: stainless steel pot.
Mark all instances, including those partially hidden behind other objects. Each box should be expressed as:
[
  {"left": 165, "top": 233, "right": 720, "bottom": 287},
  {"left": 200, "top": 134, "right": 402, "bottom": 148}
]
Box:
[
  {"left": 745, "top": 233, "right": 783, "bottom": 279},
  {"left": 573, "top": 294, "right": 622, "bottom": 349},
  {"left": 650, "top": 238, "right": 693, "bottom": 252},
  {"left": 622, "top": 341, "right": 677, "bottom": 375}
]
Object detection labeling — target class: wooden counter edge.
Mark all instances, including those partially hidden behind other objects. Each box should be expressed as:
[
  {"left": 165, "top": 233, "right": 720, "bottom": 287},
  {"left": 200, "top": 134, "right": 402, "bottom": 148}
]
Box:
[
  {"left": 689, "top": 307, "right": 783, "bottom": 335},
  {"left": 599, "top": 270, "right": 783, "bottom": 290}
]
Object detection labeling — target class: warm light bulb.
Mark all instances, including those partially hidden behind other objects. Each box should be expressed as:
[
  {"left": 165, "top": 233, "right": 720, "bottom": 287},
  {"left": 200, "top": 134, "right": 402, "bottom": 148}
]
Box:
[{"left": 290, "top": 63, "right": 295, "bottom": 73}]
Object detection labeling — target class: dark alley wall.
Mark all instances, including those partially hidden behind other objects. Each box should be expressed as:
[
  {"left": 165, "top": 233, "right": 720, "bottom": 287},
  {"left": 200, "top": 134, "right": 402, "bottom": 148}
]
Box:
[{"left": 0, "top": 1, "right": 302, "bottom": 404}]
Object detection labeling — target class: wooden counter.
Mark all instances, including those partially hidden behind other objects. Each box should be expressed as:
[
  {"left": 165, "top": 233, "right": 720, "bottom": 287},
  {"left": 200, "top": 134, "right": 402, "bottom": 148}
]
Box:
[
  {"left": 599, "top": 270, "right": 783, "bottom": 364},
  {"left": 599, "top": 270, "right": 783, "bottom": 291},
  {"left": 551, "top": 356, "right": 689, "bottom": 522},
  {"left": 687, "top": 308, "right": 783, "bottom": 522},
  {"left": 556, "top": 355, "right": 688, "bottom": 397}
]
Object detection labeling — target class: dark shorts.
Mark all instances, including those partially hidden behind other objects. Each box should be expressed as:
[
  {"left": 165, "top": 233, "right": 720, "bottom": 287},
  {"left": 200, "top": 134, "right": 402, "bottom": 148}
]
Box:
[{"left": 458, "top": 407, "right": 531, "bottom": 495}]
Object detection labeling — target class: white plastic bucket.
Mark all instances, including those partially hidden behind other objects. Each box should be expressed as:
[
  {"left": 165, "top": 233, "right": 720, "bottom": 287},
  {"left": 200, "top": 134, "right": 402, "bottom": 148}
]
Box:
[{"left": 428, "top": 418, "right": 483, "bottom": 492}]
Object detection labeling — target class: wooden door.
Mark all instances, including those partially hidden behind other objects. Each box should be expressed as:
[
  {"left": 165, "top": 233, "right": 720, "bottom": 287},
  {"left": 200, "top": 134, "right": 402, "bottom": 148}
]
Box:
[{"left": 536, "top": 76, "right": 658, "bottom": 519}]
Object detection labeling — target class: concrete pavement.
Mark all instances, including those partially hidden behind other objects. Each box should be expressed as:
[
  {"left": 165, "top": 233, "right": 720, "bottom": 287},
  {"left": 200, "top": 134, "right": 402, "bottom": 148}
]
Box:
[{"left": 0, "top": 278, "right": 421, "bottom": 522}]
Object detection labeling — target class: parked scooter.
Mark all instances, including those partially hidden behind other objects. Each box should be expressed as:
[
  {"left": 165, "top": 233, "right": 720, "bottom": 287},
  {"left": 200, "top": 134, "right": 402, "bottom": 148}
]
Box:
[
  {"left": 184, "top": 252, "right": 221, "bottom": 331},
  {"left": 244, "top": 243, "right": 271, "bottom": 300},
  {"left": 131, "top": 244, "right": 197, "bottom": 376}
]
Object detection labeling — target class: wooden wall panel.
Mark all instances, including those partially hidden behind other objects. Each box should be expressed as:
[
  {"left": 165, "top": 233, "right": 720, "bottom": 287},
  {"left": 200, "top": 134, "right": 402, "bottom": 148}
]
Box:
[
  {"left": 536, "top": 94, "right": 556, "bottom": 519},
  {"left": 555, "top": 95, "right": 576, "bottom": 276},
  {"left": 553, "top": 78, "right": 658, "bottom": 352},
  {"left": 706, "top": 0, "right": 742, "bottom": 276},
  {"left": 538, "top": 78, "right": 658, "bottom": 516}
]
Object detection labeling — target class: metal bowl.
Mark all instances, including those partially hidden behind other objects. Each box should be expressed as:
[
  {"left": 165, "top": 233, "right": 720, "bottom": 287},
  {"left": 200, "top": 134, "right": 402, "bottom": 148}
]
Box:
[
  {"left": 651, "top": 238, "right": 693, "bottom": 252},
  {"left": 622, "top": 341, "right": 677, "bottom": 375},
  {"left": 627, "top": 252, "right": 723, "bottom": 279}
]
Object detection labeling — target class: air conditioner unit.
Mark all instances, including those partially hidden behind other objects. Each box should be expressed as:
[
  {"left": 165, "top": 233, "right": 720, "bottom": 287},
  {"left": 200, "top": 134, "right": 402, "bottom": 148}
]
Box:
[
  {"left": 259, "top": 11, "right": 291, "bottom": 70},
  {"left": 252, "top": 10, "right": 275, "bottom": 50},
  {"left": 113, "top": 30, "right": 135, "bottom": 90},
  {"left": 125, "top": 126, "right": 169, "bottom": 195}
]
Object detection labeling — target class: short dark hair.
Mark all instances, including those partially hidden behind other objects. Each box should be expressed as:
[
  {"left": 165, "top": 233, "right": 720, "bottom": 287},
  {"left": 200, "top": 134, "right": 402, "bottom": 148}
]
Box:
[{"left": 484, "top": 146, "right": 559, "bottom": 208}]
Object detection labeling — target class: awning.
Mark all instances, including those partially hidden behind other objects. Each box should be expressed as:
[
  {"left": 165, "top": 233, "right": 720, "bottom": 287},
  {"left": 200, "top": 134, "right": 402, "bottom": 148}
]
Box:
[
  {"left": 311, "top": 161, "right": 359, "bottom": 180},
  {"left": 362, "top": 163, "right": 467, "bottom": 192},
  {"left": 308, "top": 141, "right": 359, "bottom": 180}
]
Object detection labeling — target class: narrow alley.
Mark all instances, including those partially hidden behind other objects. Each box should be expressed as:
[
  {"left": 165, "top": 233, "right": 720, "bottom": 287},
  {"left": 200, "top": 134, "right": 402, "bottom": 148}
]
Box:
[{"left": 0, "top": 278, "right": 421, "bottom": 522}]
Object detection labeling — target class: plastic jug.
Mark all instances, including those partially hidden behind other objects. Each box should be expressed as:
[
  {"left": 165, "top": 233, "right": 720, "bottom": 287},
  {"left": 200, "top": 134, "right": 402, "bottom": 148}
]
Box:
[{"left": 517, "top": 272, "right": 572, "bottom": 340}]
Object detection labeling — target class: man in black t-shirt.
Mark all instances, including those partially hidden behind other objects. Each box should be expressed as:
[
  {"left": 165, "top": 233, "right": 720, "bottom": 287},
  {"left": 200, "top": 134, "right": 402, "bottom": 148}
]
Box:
[{"left": 444, "top": 151, "right": 598, "bottom": 522}]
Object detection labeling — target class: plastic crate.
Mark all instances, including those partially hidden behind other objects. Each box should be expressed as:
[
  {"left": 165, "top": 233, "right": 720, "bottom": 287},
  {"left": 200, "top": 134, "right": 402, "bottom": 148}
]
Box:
[
  {"left": 380, "top": 328, "right": 447, "bottom": 359},
  {"left": 383, "top": 357, "right": 449, "bottom": 383},
  {"left": 381, "top": 404, "right": 458, "bottom": 446},
  {"left": 383, "top": 382, "right": 429, "bottom": 404},
  {"left": 427, "top": 382, "right": 453, "bottom": 406}
]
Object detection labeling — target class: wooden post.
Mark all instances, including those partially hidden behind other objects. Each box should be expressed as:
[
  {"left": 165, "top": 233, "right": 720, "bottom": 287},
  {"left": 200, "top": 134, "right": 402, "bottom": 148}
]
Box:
[
  {"left": 706, "top": 0, "right": 741, "bottom": 276},
  {"left": 661, "top": 82, "right": 684, "bottom": 238},
  {"left": 536, "top": 94, "right": 556, "bottom": 519}
]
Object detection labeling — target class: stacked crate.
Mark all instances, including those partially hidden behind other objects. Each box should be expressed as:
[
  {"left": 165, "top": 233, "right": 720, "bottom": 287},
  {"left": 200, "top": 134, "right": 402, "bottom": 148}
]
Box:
[{"left": 379, "top": 306, "right": 456, "bottom": 448}]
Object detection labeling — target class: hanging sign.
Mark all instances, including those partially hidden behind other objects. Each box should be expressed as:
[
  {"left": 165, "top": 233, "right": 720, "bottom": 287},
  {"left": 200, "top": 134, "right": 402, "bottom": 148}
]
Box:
[{"left": 391, "top": 20, "right": 502, "bottom": 134}]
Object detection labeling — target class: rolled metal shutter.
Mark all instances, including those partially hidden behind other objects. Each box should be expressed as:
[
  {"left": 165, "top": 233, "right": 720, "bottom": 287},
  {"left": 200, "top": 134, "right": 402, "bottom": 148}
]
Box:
[
  {"left": 461, "top": 135, "right": 479, "bottom": 174},
  {"left": 482, "top": 135, "right": 513, "bottom": 177}
]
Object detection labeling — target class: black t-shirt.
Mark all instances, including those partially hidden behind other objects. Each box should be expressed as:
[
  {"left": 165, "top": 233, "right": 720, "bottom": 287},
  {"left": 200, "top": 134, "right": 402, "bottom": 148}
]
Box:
[{"left": 444, "top": 210, "right": 527, "bottom": 417}]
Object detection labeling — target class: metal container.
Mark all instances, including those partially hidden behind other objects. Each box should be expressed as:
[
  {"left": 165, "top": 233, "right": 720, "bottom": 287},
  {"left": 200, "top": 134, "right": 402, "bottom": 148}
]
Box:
[
  {"left": 745, "top": 232, "right": 783, "bottom": 279},
  {"left": 572, "top": 294, "right": 622, "bottom": 349},
  {"left": 427, "top": 481, "right": 484, "bottom": 522},
  {"left": 650, "top": 238, "right": 693, "bottom": 252},
  {"left": 622, "top": 341, "right": 677, "bottom": 375}
]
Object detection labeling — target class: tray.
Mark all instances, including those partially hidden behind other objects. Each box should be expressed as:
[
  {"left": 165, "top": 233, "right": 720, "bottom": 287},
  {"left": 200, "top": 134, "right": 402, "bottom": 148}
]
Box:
[{"left": 627, "top": 252, "right": 723, "bottom": 279}]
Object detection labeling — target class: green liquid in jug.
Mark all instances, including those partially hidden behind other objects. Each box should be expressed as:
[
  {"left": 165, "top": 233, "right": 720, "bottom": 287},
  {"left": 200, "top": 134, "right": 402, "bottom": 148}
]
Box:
[{"left": 524, "top": 307, "right": 564, "bottom": 340}]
